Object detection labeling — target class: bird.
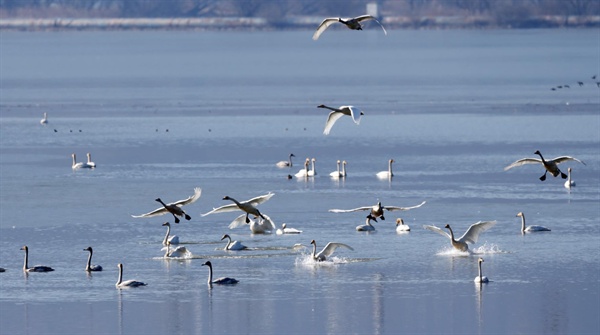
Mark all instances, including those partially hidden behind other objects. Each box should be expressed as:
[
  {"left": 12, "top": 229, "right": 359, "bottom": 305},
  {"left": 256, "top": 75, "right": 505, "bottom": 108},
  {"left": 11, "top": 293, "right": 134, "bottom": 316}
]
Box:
[
  {"left": 395, "top": 218, "right": 410, "bottom": 232},
  {"left": 423, "top": 221, "right": 497, "bottom": 252},
  {"left": 276, "top": 153, "right": 295, "bottom": 168},
  {"left": 307, "top": 158, "right": 318, "bottom": 177},
  {"left": 40, "top": 112, "right": 48, "bottom": 125},
  {"left": 132, "top": 187, "right": 201, "bottom": 223},
  {"left": 276, "top": 223, "right": 302, "bottom": 235},
  {"left": 295, "top": 158, "right": 310, "bottom": 178},
  {"left": 20, "top": 246, "right": 54, "bottom": 272},
  {"left": 228, "top": 213, "right": 276, "bottom": 234},
  {"left": 330, "top": 160, "right": 342, "bottom": 178},
  {"left": 564, "top": 167, "right": 576, "bottom": 189},
  {"left": 162, "top": 242, "right": 190, "bottom": 258},
  {"left": 504, "top": 150, "right": 585, "bottom": 181},
  {"left": 85, "top": 153, "right": 96, "bottom": 168},
  {"left": 312, "top": 15, "right": 387, "bottom": 40},
  {"left": 330, "top": 200, "right": 426, "bottom": 221},
  {"left": 310, "top": 240, "right": 354, "bottom": 262},
  {"left": 202, "top": 261, "right": 238, "bottom": 286},
  {"left": 376, "top": 159, "right": 394, "bottom": 179},
  {"left": 115, "top": 263, "right": 146, "bottom": 288},
  {"left": 356, "top": 214, "right": 377, "bottom": 232},
  {"left": 202, "top": 192, "right": 274, "bottom": 224},
  {"left": 578, "top": 81, "right": 584, "bottom": 86},
  {"left": 221, "top": 234, "right": 247, "bottom": 250},
  {"left": 516, "top": 212, "right": 550, "bottom": 233},
  {"left": 474, "top": 258, "right": 489, "bottom": 283},
  {"left": 83, "top": 247, "right": 102, "bottom": 272},
  {"left": 161, "top": 222, "right": 180, "bottom": 246},
  {"left": 341, "top": 160, "right": 347, "bottom": 177},
  {"left": 71, "top": 153, "right": 91, "bottom": 170},
  {"left": 318, "top": 105, "right": 364, "bottom": 135}
]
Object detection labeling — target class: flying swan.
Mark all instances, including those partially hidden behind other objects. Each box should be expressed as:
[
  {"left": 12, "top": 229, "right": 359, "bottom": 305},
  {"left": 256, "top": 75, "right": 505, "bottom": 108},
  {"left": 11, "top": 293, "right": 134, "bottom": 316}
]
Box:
[
  {"left": 474, "top": 257, "right": 489, "bottom": 283},
  {"left": 310, "top": 240, "right": 354, "bottom": 262},
  {"left": 202, "top": 261, "right": 238, "bottom": 286},
  {"left": 202, "top": 192, "right": 274, "bottom": 224},
  {"left": 312, "top": 15, "right": 387, "bottom": 40},
  {"left": 318, "top": 105, "right": 364, "bottom": 135},
  {"left": 21, "top": 245, "right": 54, "bottom": 272},
  {"left": 516, "top": 212, "right": 550, "bottom": 233},
  {"left": 132, "top": 187, "right": 201, "bottom": 223},
  {"left": 504, "top": 150, "right": 585, "bottom": 181},
  {"left": 330, "top": 200, "right": 426, "bottom": 220},
  {"left": 423, "top": 221, "right": 497, "bottom": 252},
  {"left": 83, "top": 247, "right": 103, "bottom": 272},
  {"left": 115, "top": 263, "right": 146, "bottom": 288}
]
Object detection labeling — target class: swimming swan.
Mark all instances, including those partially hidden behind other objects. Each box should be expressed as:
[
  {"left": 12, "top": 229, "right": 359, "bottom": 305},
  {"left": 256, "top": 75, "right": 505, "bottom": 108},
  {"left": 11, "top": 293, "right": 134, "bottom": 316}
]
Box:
[
  {"left": 161, "top": 222, "right": 180, "bottom": 246},
  {"left": 423, "top": 221, "right": 497, "bottom": 252},
  {"left": 229, "top": 213, "right": 276, "bottom": 234},
  {"left": 276, "top": 223, "right": 303, "bottom": 235},
  {"left": 202, "top": 261, "right": 238, "bottom": 286},
  {"left": 564, "top": 167, "right": 576, "bottom": 188},
  {"left": 356, "top": 214, "right": 377, "bottom": 231},
  {"left": 71, "top": 153, "right": 91, "bottom": 170},
  {"left": 474, "top": 258, "right": 489, "bottom": 283},
  {"left": 318, "top": 105, "right": 364, "bottom": 135},
  {"left": 396, "top": 218, "right": 410, "bottom": 232},
  {"left": 330, "top": 200, "right": 426, "bottom": 221},
  {"left": 330, "top": 160, "right": 342, "bottom": 178},
  {"left": 115, "top": 263, "right": 146, "bottom": 288},
  {"left": 132, "top": 187, "right": 201, "bottom": 223},
  {"left": 202, "top": 192, "right": 274, "bottom": 224},
  {"left": 83, "top": 247, "right": 102, "bottom": 272},
  {"left": 295, "top": 158, "right": 310, "bottom": 178},
  {"left": 276, "top": 153, "right": 295, "bottom": 168},
  {"left": 504, "top": 150, "right": 585, "bottom": 181},
  {"left": 516, "top": 212, "right": 551, "bottom": 233},
  {"left": 310, "top": 239, "right": 354, "bottom": 262},
  {"left": 376, "top": 159, "right": 394, "bottom": 179},
  {"left": 21, "top": 246, "right": 54, "bottom": 272},
  {"left": 307, "top": 158, "right": 317, "bottom": 177},
  {"left": 312, "top": 15, "right": 387, "bottom": 40},
  {"left": 40, "top": 112, "right": 48, "bottom": 125},
  {"left": 85, "top": 153, "right": 96, "bottom": 168},
  {"left": 221, "top": 234, "right": 247, "bottom": 250},
  {"left": 162, "top": 242, "right": 190, "bottom": 258}
]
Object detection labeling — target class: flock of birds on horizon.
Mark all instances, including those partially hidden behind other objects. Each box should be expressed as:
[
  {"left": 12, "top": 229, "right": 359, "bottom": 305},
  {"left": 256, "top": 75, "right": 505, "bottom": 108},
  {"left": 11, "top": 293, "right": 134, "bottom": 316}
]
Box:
[{"left": 5, "top": 15, "right": 589, "bottom": 289}]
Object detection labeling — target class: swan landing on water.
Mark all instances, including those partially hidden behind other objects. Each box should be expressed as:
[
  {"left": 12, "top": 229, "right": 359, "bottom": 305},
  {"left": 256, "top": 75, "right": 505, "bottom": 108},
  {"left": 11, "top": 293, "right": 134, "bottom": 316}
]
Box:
[
  {"left": 504, "top": 150, "right": 585, "bottom": 181},
  {"left": 132, "top": 187, "right": 201, "bottom": 224},
  {"left": 310, "top": 239, "right": 354, "bottom": 262},
  {"left": 423, "top": 221, "right": 497, "bottom": 252}
]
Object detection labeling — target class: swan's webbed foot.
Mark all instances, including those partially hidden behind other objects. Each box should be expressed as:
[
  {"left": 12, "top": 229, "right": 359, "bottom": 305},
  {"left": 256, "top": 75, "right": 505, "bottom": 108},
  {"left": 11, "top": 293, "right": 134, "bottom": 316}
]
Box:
[
  {"left": 380, "top": 215, "right": 385, "bottom": 220},
  {"left": 539, "top": 173, "right": 547, "bottom": 181},
  {"left": 174, "top": 216, "right": 180, "bottom": 224},
  {"left": 560, "top": 171, "right": 568, "bottom": 179},
  {"left": 184, "top": 214, "right": 191, "bottom": 220},
  {"left": 245, "top": 215, "right": 250, "bottom": 224}
]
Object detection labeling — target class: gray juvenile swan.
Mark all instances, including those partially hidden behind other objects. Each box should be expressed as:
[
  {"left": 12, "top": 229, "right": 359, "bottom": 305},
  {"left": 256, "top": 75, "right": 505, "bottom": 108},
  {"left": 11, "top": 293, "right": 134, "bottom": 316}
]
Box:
[
  {"left": 474, "top": 258, "right": 489, "bottom": 283},
  {"left": 504, "top": 150, "right": 585, "bottom": 181},
  {"left": 318, "top": 105, "right": 364, "bottom": 135},
  {"left": 202, "top": 261, "right": 238, "bottom": 286},
  {"left": 115, "top": 263, "right": 146, "bottom": 288},
  {"left": 516, "top": 212, "right": 551, "bottom": 233},
  {"left": 276, "top": 153, "right": 295, "bottom": 168},
  {"left": 202, "top": 192, "right": 274, "bottom": 224},
  {"left": 83, "top": 247, "right": 102, "bottom": 272},
  {"left": 423, "top": 221, "right": 497, "bottom": 252},
  {"left": 330, "top": 200, "right": 426, "bottom": 221},
  {"left": 310, "top": 239, "right": 354, "bottom": 262},
  {"left": 21, "top": 246, "right": 54, "bottom": 272},
  {"left": 161, "top": 222, "right": 180, "bottom": 246},
  {"left": 312, "top": 15, "right": 387, "bottom": 40},
  {"left": 132, "top": 187, "right": 201, "bottom": 223},
  {"left": 221, "top": 234, "right": 247, "bottom": 251}
]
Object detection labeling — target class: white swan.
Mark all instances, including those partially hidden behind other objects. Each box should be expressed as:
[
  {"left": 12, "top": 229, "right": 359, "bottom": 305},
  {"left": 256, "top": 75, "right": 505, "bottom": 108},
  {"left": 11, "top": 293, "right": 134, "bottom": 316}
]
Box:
[
  {"left": 376, "top": 159, "right": 394, "bottom": 179},
  {"left": 202, "top": 192, "right": 274, "bottom": 224},
  {"left": 356, "top": 214, "right": 377, "bottom": 232},
  {"left": 330, "top": 160, "right": 342, "bottom": 178},
  {"left": 83, "top": 247, "right": 102, "bottom": 272},
  {"left": 423, "top": 221, "right": 497, "bottom": 252},
  {"left": 564, "top": 167, "right": 576, "bottom": 188},
  {"left": 132, "top": 187, "right": 201, "bottom": 224},
  {"left": 85, "top": 153, "right": 96, "bottom": 168},
  {"left": 312, "top": 15, "right": 387, "bottom": 40},
  {"left": 202, "top": 261, "right": 238, "bottom": 286},
  {"left": 474, "top": 258, "right": 489, "bottom": 283},
  {"left": 21, "top": 246, "right": 54, "bottom": 272},
  {"left": 276, "top": 153, "right": 295, "bottom": 168},
  {"left": 229, "top": 213, "right": 276, "bottom": 234},
  {"left": 504, "top": 150, "right": 585, "bottom": 181},
  {"left": 395, "top": 218, "right": 410, "bottom": 232},
  {"left": 221, "top": 234, "right": 247, "bottom": 250},
  {"left": 115, "top": 263, "right": 146, "bottom": 288},
  {"left": 310, "top": 239, "right": 354, "bottom": 262},
  {"left": 162, "top": 242, "right": 191, "bottom": 258},
  {"left": 71, "top": 153, "right": 91, "bottom": 170},
  {"left": 40, "top": 112, "right": 48, "bottom": 125},
  {"left": 330, "top": 200, "right": 426, "bottom": 221},
  {"left": 307, "top": 158, "right": 317, "bottom": 177},
  {"left": 161, "top": 222, "right": 180, "bottom": 246},
  {"left": 276, "top": 223, "right": 303, "bottom": 235},
  {"left": 341, "top": 160, "right": 347, "bottom": 177},
  {"left": 295, "top": 158, "right": 310, "bottom": 178},
  {"left": 516, "top": 212, "right": 551, "bottom": 233},
  {"left": 318, "top": 105, "right": 364, "bottom": 135}
]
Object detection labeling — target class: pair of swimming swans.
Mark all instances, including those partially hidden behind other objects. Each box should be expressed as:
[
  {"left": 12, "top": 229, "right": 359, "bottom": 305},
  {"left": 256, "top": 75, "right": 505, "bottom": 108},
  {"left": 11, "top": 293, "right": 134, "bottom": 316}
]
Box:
[
  {"left": 330, "top": 160, "right": 347, "bottom": 178},
  {"left": 312, "top": 15, "right": 387, "bottom": 40},
  {"left": 71, "top": 153, "right": 95, "bottom": 169},
  {"left": 132, "top": 187, "right": 201, "bottom": 224},
  {"left": 330, "top": 200, "right": 426, "bottom": 221},
  {"left": 295, "top": 158, "right": 318, "bottom": 178},
  {"left": 423, "top": 221, "right": 497, "bottom": 252},
  {"left": 116, "top": 263, "right": 146, "bottom": 288},
  {"left": 504, "top": 150, "right": 585, "bottom": 181}
]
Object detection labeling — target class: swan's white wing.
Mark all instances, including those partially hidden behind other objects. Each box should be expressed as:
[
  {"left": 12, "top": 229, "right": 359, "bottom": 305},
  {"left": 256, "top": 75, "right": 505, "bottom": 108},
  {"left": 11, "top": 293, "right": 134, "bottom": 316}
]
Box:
[
  {"left": 329, "top": 206, "right": 372, "bottom": 213},
  {"left": 202, "top": 203, "right": 240, "bottom": 216},
  {"left": 551, "top": 156, "right": 586, "bottom": 165},
  {"left": 244, "top": 192, "right": 275, "bottom": 207},
  {"left": 228, "top": 214, "right": 248, "bottom": 229},
  {"left": 355, "top": 15, "right": 387, "bottom": 35},
  {"left": 170, "top": 187, "right": 202, "bottom": 207},
  {"left": 131, "top": 207, "right": 168, "bottom": 218},
  {"left": 323, "top": 111, "right": 344, "bottom": 135},
  {"left": 423, "top": 225, "right": 451, "bottom": 239},
  {"left": 345, "top": 106, "right": 363, "bottom": 124},
  {"left": 385, "top": 201, "right": 426, "bottom": 211},
  {"left": 458, "top": 221, "right": 497, "bottom": 244},
  {"left": 312, "top": 18, "right": 339, "bottom": 40},
  {"left": 260, "top": 213, "right": 276, "bottom": 231},
  {"left": 320, "top": 242, "right": 354, "bottom": 258},
  {"left": 503, "top": 158, "right": 542, "bottom": 171}
]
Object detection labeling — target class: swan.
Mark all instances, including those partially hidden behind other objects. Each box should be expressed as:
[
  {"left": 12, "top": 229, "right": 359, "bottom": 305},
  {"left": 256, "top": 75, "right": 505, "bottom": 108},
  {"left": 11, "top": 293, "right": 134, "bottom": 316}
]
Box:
[
  {"left": 276, "top": 153, "right": 295, "bottom": 168},
  {"left": 132, "top": 187, "right": 201, "bottom": 223},
  {"left": 162, "top": 241, "right": 190, "bottom": 258},
  {"left": 161, "top": 222, "right": 180, "bottom": 246},
  {"left": 423, "top": 221, "right": 497, "bottom": 252},
  {"left": 202, "top": 192, "right": 274, "bottom": 224},
  {"left": 71, "top": 153, "right": 91, "bottom": 170},
  {"left": 83, "top": 247, "right": 102, "bottom": 272},
  {"left": 516, "top": 212, "right": 551, "bottom": 233},
  {"left": 330, "top": 200, "right": 426, "bottom": 221},
  {"left": 276, "top": 223, "right": 303, "bottom": 235},
  {"left": 318, "top": 105, "right": 364, "bottom": 135},
  {"left": 229, "top": 213, "right": 276, "bottom": 234},
  {"left": 85, "top": 153, "right": 96, "bottom": 168},
  {"left": 312, "top": 15, "right": 387, "bottom": 40},
  {"left": 115, "top": 263, "right": 146, "bottom": 288},
  {"left": 202, "top": 261, "right": 238, "bottom": 286},
  {"left": 395, "top": 218, "right": 410, "bottom": 232},
  {"left": 295, "top": 158, "right": 310, "bottom": 178},
  {"left": 310, "top": 239, "right": 354, "bottom": 262},
  {"left": 376, "top": 159, "right": 394, "bottom": 179},
  {"left": 307, "top": 158, "right": 317, "bottom": 177},
  {"left": 21, "top": 246, "right": 54, "bottom": 272},
  {"left": 474, "top": 258, "right": 489, "bottom": 283},
  {"left": 221, "top": 234, "right": 247, "bottom": 250},
  {"left": 330, "top": 160, "right": 342, "bottom": 178},
  {"left": 564, "top": 167, "right": 576, "bottom": 188},
  {"left": 341, "top": 160, "right": 347, "bottom": 177},
  {"left": 356, "top": 214, "right": 377, "bottom": 231},
  {"left": 40, "top": 112, "right": 48, "bottom": 125},
  {"left": 504, "top": 150, "right": 585, "bottom": 181}
]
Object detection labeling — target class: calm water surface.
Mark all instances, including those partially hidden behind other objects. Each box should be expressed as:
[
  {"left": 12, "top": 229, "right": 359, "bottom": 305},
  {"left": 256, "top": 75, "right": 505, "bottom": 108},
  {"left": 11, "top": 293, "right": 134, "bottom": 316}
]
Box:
[{"left": 0, "top": 29, "right": 599, "bottom": 334}]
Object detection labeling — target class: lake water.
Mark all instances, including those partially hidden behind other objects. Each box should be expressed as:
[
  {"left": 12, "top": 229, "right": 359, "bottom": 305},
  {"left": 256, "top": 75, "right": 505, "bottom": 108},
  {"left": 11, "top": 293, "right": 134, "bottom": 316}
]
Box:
[{"left": 0, "top": 29, "right": 599, "bottom": 334}]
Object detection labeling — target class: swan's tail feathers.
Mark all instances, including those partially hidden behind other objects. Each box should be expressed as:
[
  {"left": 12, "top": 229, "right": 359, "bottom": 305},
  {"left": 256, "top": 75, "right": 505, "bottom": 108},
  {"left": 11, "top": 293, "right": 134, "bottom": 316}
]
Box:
[{"left": 185, "top": 214, "right": 191, "bottom": 220}]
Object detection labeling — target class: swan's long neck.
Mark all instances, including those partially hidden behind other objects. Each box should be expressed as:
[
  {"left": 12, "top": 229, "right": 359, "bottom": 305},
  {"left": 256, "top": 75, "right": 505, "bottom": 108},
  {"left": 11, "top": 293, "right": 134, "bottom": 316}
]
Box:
[
  {"left": 366, "top": 217, "right": 373, "bottom": 226},
  {"left": 288, "top": 154, "right": 293, "bottom": 167},
  {"left": 227, "top": 197, "right": 242, "bottom": 207},
  {"left": 311, "top": 160, "right": 316, "bottom": 174},
  {"left": 567, "top": 169, "right": 572, "bottom": 183},
  {"left": 225, "top": 236, "right": 232, "bottom": 249},
  {"left": 336, "top": 161, "right": 340, "bottom": 175},
  {"left": 117, "top": 265, "right": 123, "bottom": 285},
  {"left": 157, "top": 199, "right": 168, "bottom": 207},
  {"left": 342, "top": 161, "right": 347, "bottom": 176},
  {"left": 447, "top": 226, "right": 456, "bottom": 242},
  {"left": 535, "top": 151, "right": 546, "bottom": 164},
  {"left": 207, "top": 264, "right": 213, "bottom": 285},
  {"left": 520, "top": 214, "right": 526, "bottom": 233},
  {"left": 478, "top": 261, "right": 483, "bottom": 280},
  {"left": 87, "top": 153, "right": 92, "bottom": 164},
  {"left": 163, "top": 225, "right": 171, "bottom": 245},
  {"left": 388, "top": 160, "right": 393, "bottom": 175},
  {"left": 311, "top": 242, "right": 317, "bottom": 259},
  {"left": 23, "top": 248, "right": 28, "bottom": 270},
  {"left": 86, "top": 250, "right": 93, "bottom": 271},
  {"left": 72, "top": 155, "right": 77, "bottom": 167}
]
